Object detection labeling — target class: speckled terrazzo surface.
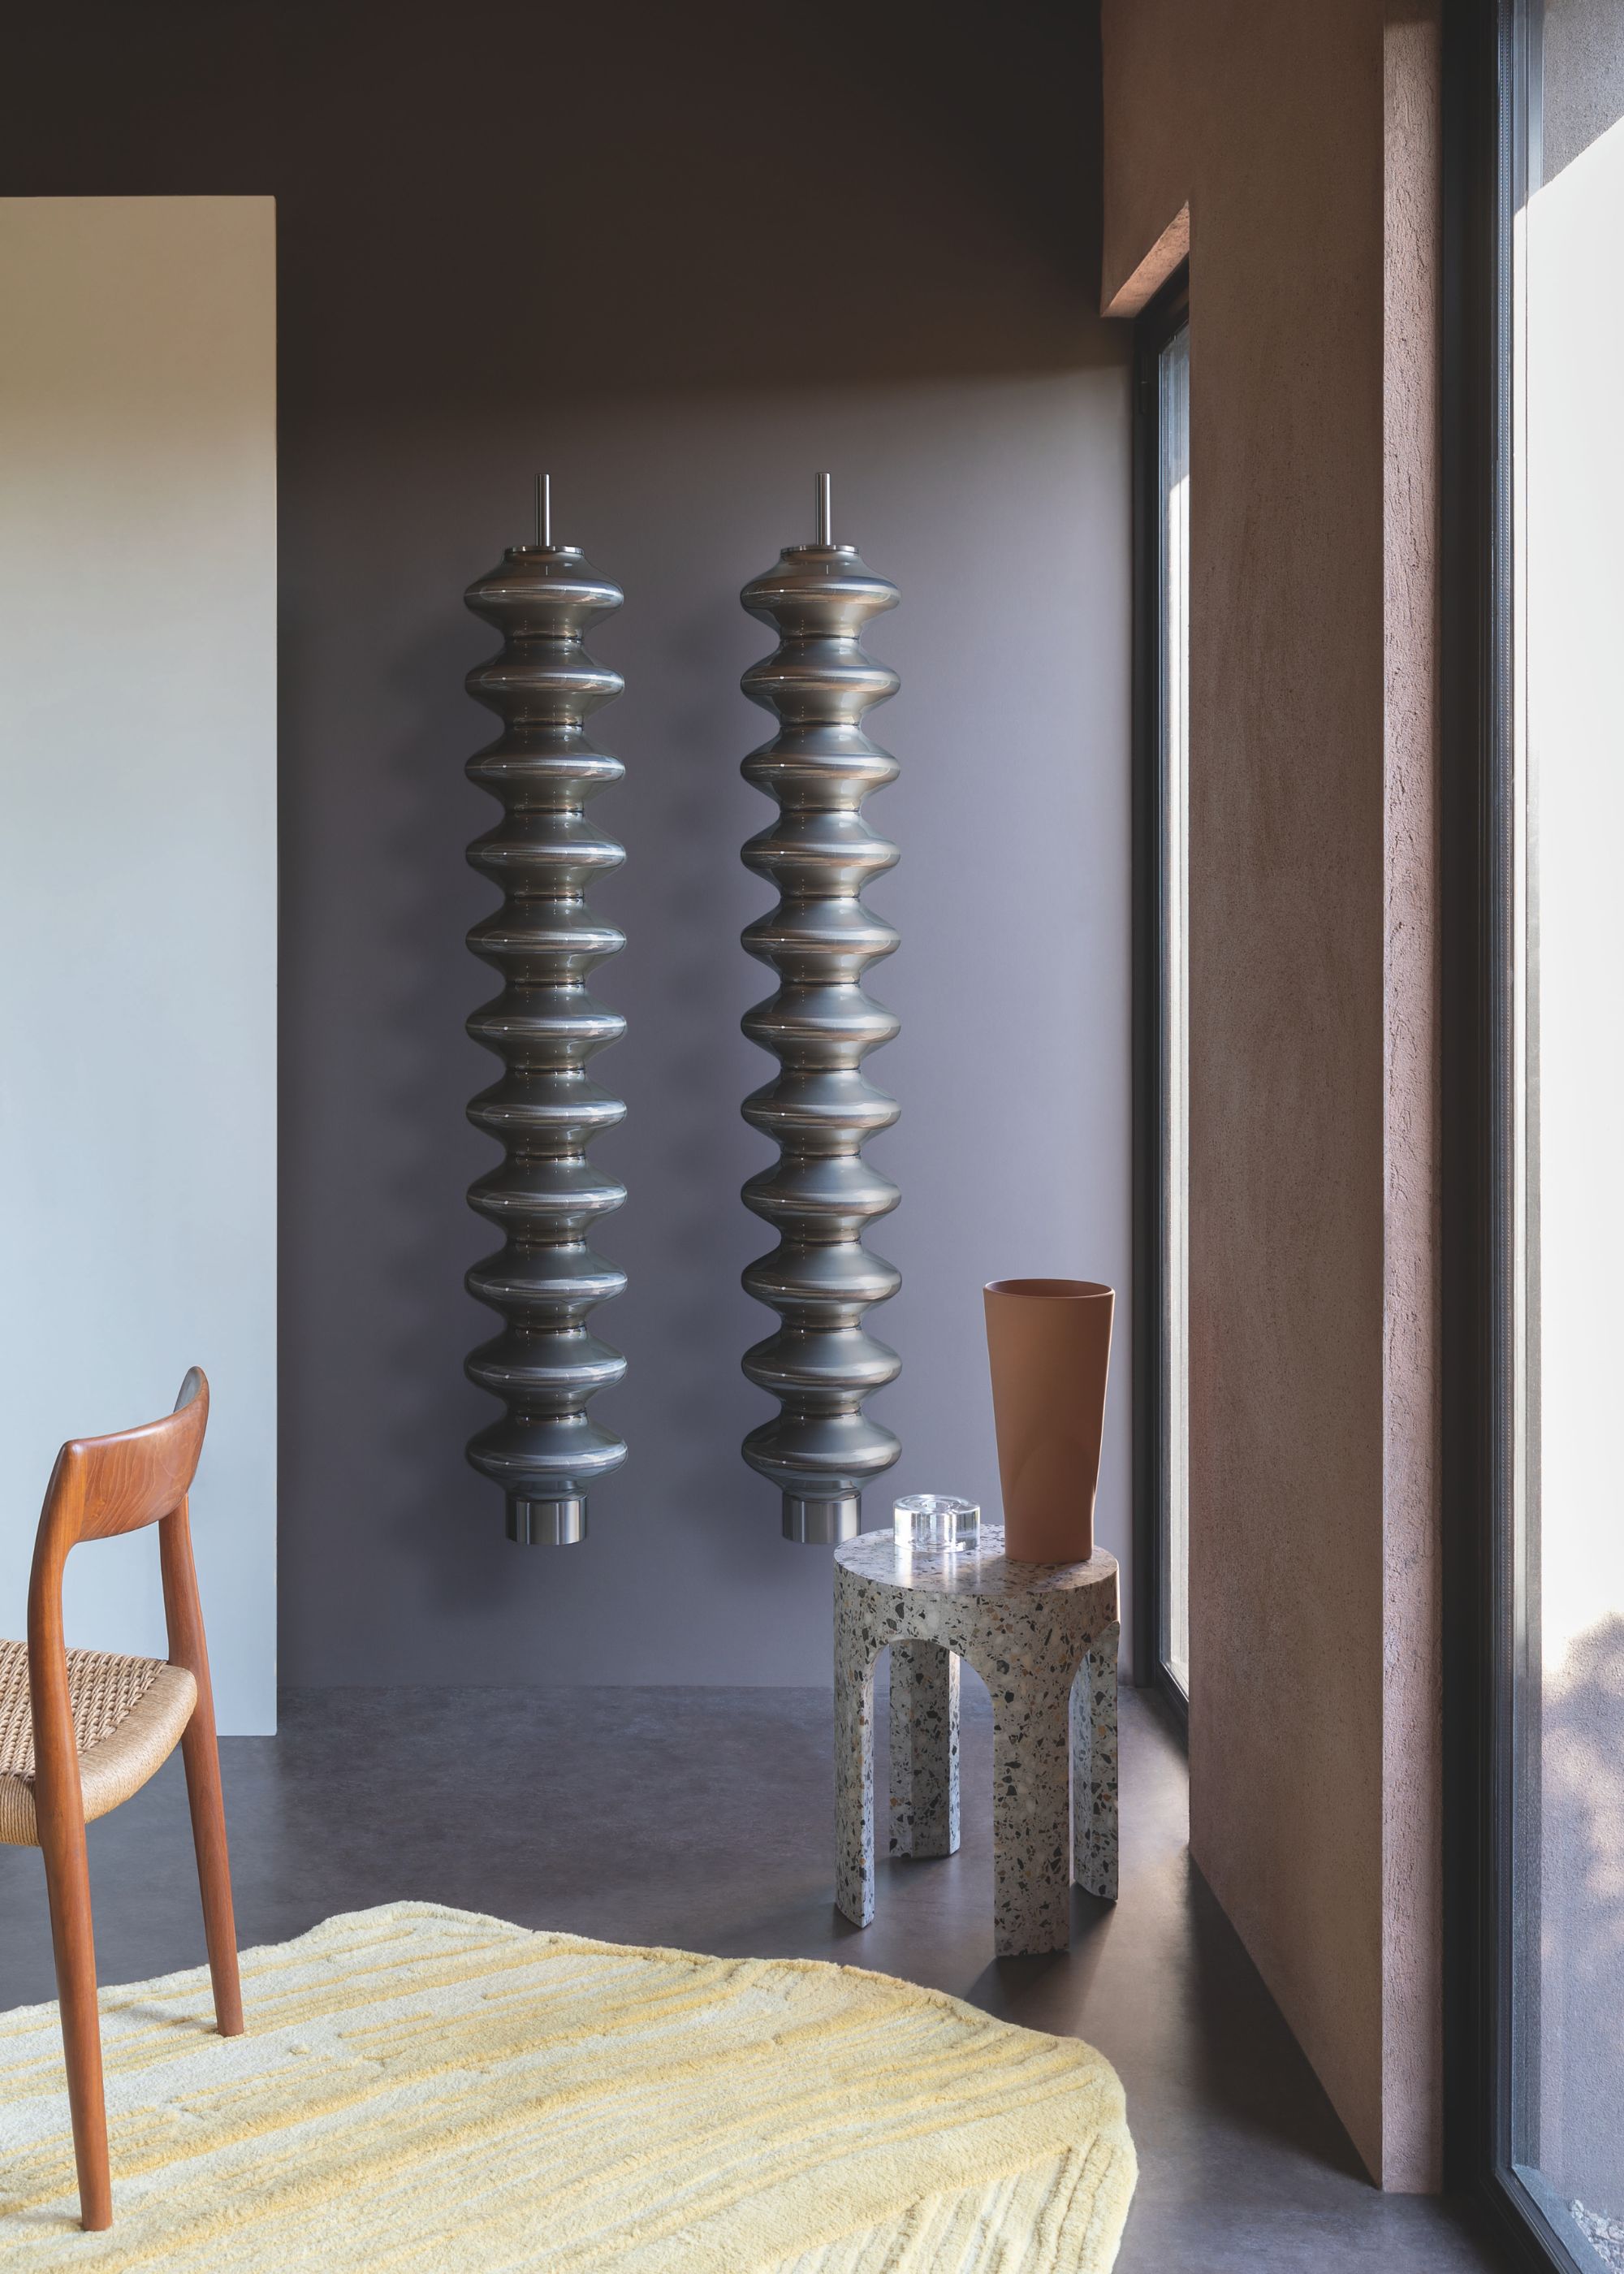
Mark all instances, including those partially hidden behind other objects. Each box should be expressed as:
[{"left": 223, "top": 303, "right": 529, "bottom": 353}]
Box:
[
  {"left": 889, "top": 1642, "right": 959, "bottom": 1860},
  {"left": 837, "top": 1531, "right": 1120, "bottom": 1602},
  {"left": 836, "top": 1528, "right": 1119, "bottom": 1957}
]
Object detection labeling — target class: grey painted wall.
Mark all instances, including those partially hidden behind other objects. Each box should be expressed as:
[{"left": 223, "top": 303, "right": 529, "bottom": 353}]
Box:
[{"left": 2, "top": 1, "right": 1132, "bottom": 1688}]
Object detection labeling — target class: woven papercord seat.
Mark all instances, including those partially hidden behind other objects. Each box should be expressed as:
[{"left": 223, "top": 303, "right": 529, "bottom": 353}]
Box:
[{"left": 0, "top": 1637, "right": 197, "bottom": 1849}]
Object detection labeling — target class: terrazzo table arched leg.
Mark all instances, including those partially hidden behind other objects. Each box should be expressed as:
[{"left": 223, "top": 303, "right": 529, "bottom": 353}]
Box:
[
  {"left": 987, "top": 1676, "right": 1074, "bottom": 1955},
  {"left": 833, "top": 1529, "right": 1119, "bottom": 1956},
  {"left": 1072, "top": 1620, "right": 1121, "bottom": 1900},
  {"left": 888, "top": 1642, "right": 960, "bottom": 1860},
  {"left": 834, "top": 1638, "right": 883, "bottom": 1930}
]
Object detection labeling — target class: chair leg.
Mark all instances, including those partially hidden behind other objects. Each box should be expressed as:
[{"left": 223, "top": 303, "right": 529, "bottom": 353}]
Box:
[
  {"left": 37, "top": 1814, "right": 111, "bottom": 2230},
  {"left": 179, "top": 1710, "right": 243, "bottom": 2038}
]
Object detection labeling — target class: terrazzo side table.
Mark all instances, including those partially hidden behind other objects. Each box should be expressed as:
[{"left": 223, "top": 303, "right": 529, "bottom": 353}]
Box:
[{"left": 834, "top": 1527, "right": 1119, "bottom": 1956}]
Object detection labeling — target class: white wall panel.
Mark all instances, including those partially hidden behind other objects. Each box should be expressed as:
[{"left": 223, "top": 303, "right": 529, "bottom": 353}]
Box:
[{"left": 0, "top": 197, "right": 277, "bottom": 1733}]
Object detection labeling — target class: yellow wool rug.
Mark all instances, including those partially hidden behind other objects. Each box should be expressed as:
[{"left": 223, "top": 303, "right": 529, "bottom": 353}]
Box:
[{"left": 0, "top": 1902, "right": 1136, "bottom": 2272}]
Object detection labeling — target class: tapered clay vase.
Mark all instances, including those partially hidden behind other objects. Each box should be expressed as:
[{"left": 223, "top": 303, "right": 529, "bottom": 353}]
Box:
[{"left": 983, "top": 1278, "right": 1114, "bottom": 1563}]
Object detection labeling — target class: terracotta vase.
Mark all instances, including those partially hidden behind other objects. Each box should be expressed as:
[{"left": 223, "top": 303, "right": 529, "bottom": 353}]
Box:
[{"left": 983, "top": 1278, "right": 1114, "bottom": 1563}]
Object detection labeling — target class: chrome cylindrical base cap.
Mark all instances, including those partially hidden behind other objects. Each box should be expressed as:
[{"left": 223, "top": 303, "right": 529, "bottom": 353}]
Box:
[
  {"left": 782, "top": 1493, "right": 861, "bottom": 1545},
  {"left": 507, "top": 1495, "right": 588, "bottom": 1546}
]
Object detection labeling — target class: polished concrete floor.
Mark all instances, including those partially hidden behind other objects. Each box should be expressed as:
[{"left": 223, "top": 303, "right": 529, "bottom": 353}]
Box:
[{"left": 0, "top": 1681, "right": 1505, "bottom": 2269}]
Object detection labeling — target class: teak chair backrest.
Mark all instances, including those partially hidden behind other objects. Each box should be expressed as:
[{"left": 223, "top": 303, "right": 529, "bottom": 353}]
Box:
[{"left": 27, "top": 1368, "right": 214, "bottom": 1821}]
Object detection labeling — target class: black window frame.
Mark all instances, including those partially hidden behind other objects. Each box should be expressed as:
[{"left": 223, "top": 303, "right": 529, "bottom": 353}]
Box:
[
  {"left": 1440, "top": 3, "right": 1600, "bottom": 2268},
  {"left": 1131, "top": 262, "right": 1191, "bottom": 1731}
]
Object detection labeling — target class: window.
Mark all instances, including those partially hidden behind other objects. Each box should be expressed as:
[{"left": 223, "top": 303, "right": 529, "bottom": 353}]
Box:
[
  {"left": 1134, "top": 272, "right": 1190, "bottom": 1717},
  {"left": 1505, "top": 1, "right": 1624, "bottom": 2258},
  {"left": 1450, "top": 5, "right": 1624, "bottom": 2266}
]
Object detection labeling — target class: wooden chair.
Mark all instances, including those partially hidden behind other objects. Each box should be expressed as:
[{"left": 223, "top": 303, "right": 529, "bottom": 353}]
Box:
[{"left": 0, "top": 1368, "right": 241, "bottom": 2230}]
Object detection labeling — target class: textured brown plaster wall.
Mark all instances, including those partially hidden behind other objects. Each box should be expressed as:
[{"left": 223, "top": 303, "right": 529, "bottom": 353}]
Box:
[{"left": 1101, "top": 0, "right": 1442, "bottom": 2191}]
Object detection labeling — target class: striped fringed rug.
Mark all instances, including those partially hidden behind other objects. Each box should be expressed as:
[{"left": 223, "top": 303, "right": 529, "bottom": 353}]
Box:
[{"left": 0, "top": 1903, "right": 1137, "bottom": 2271}]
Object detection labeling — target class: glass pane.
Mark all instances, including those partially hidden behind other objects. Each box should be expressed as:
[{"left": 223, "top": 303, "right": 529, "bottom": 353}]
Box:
[
  {"left": 1159, "top": 323, "right": 1190, "bottom": 1701},
  {"left": 1509, "top": 3, "right": 1624, "bottom": 2260}
]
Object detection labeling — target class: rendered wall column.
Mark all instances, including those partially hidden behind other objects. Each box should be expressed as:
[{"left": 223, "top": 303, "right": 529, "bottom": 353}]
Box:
[
  {"left": 0, "top": 197, "right": 278, "bottom": 1735},
  {"left": 1102, "top": 0, "right": 1444, "bottom": 2189}
]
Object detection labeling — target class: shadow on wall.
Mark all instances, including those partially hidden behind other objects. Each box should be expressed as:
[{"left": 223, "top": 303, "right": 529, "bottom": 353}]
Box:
[
  {"left": 272, "top": 0, "right": 1114, "bottom": 411},
  {"left": 0, "top": 1, "right": 1114, "bottom": 395},
  {"left": 0, "top": 0, "right": 1132, "bottom": 1689}
]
